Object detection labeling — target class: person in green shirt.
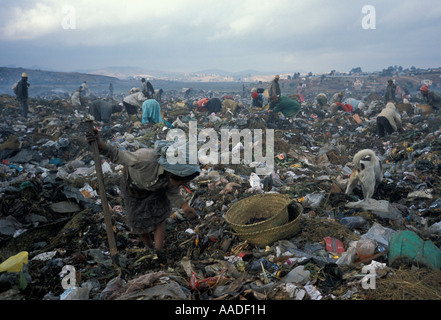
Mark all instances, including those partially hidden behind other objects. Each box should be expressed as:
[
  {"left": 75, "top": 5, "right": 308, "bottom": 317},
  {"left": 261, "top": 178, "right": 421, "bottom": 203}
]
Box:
[{"left": 269, "top": 95, "right": 301, "bottom": 117}]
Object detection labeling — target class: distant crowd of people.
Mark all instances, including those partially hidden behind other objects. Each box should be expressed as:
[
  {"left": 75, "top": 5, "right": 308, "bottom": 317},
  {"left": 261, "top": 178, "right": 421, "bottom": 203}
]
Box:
[{"left": 12, "top": 72, "right": 441, "bottom": 143}]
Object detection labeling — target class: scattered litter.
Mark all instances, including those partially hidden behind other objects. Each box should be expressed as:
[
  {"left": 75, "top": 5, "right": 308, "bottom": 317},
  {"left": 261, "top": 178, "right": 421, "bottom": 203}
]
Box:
[{"left": 0, "top": 73, "right": 441, "bottom": 302}]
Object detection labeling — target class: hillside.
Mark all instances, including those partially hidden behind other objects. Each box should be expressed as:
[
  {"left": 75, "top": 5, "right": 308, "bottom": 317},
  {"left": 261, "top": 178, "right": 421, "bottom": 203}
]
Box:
[
  {"left": 0, "top": 67, "right": 120, "bottom": 86},
  {"left": 0, "top": 67, "right": 122, "bottom": 95},
  {"left": 83, "top": 66, "right": 278, "bottom": 83},
  {"left": 1, "top": 66, "right": 440, "bottom": 98},
  {"left": 0, "top": 67, "right": 248, "bottom": 97}
]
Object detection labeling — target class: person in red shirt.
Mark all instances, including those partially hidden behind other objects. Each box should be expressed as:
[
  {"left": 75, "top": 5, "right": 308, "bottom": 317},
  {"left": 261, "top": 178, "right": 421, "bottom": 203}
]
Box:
[{"left": 335, "top": 102, "right": 353, "bottom": 112}]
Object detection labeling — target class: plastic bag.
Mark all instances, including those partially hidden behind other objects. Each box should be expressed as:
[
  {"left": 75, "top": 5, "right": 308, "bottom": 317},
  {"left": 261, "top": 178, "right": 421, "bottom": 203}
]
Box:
[
  {"left": 336, "top": 241, "right": 357, "bottom": 267},
  {"left": 302, "top": 192, "right": 325, "bottom": 208},
  {"left": 60, "top": 287, "right": 90, "bottom": 300},
  {"left": 189, "top": 271, "right": 230, "bottom": 290},
  {"left": 0, "top": 251, "right": 28, "bottom": 273},
  {"left": 361, "top": 222, "right": 396, "bottom": 248}
]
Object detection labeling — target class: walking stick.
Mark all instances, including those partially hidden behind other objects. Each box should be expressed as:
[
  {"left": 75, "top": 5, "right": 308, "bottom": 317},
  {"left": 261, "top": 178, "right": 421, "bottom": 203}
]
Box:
[{"left": 86, "top": 120, "right": 120, "bottom": 266}]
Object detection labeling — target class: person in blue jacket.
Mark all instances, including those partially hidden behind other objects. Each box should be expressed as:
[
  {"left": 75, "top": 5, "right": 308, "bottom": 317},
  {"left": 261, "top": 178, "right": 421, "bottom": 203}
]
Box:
[{"left": 141, "top": 99, "right": 164, "bottom": 124}]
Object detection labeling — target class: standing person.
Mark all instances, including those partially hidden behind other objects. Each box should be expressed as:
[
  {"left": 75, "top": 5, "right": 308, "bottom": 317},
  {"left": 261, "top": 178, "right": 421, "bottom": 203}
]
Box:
[
  {"left": 81, "top": 81, "right": 90, "bottom": 97},
  {"left": 384, "top": 79, "right": 396, "bottom": 103},
  {"left": 154, "top": 89, "right": 163, "bottom": 102},
  {"left": 141, "top": 78, "right": 155, "bottom": 99},
  {"left": 71, "top": 87, "right": 83, "bottom": 107},
  {"left": 85, "top": 132, "right": 200, "bottom": 251},
  {"left": 109, "top": 83, "right": 114, "bottom": 97},
  {"left": 297, "top": 82, "right": 304, "bottom": 103},
  {"left": 15, "top": 72, "right": 30, "bottom": 119},
  {"left": 268, "top": 75, "right": 281, "bottom": 109},
  {"left": 376, "top": 101, "right": 403, "bottom": 138},
  {"left": 420, "top": 85, "right": 441, "bottom": 110}
]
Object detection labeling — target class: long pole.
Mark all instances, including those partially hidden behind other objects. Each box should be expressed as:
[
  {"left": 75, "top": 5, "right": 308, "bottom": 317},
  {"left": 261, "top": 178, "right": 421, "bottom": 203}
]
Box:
[{"left": 86, "top": 120, "right": 119, "bottom": 264}]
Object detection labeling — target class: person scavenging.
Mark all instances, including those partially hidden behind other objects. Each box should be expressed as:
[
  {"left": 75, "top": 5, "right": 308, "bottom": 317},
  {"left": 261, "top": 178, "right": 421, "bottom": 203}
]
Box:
[
  {"left": 420, "top": 85, "right": 441, "bottom": 110},
  {"left": 86, "top": 131, "right": 200, "bottom": 252},
  {"left": 376, "top": 101, "right": 403, "bottom": 138}
]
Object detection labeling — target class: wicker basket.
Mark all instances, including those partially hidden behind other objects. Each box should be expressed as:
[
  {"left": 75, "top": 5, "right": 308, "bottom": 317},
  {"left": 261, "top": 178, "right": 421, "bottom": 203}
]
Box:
[
  {"left": 224, "top": 193, "right": 291, "bottom": 234},
  {"left": 233, "top": 202, "right": 303, "bottom": 247}
]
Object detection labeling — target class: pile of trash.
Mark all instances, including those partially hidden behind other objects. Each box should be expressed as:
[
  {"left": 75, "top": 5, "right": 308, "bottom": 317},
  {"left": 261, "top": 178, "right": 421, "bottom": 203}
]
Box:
[{"left": 0, "top": 90, "right": 440, "bottom": 301}]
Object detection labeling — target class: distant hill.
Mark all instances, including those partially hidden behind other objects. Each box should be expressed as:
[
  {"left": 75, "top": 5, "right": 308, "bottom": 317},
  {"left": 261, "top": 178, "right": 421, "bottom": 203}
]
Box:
[
  {"left": 0, "top": 66, "right": 123, "bottom": 95},
  {"left": 0, "top": 66, "right": 118, "bottom": 86},
  {"left": 80, "top": 66, "right": 283, "bottom": 82},
  {"left": 0, "top": 66, "right": 253, "bottom": 96},
  {"left": 3, "top": 65, "right": 438, "bottom": 98}
]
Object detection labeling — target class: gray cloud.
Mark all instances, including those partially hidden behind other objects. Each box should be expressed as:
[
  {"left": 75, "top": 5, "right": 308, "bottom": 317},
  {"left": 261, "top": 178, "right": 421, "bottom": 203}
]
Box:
[{"left": 1, "top": 0, "right": 440, "bottom": 74}]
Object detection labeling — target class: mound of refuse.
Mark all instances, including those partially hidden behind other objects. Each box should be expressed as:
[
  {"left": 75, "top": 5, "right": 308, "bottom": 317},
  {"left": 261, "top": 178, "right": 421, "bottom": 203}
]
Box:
[{"left": 0, "top": 87, "right": 440, "bottom": 302}]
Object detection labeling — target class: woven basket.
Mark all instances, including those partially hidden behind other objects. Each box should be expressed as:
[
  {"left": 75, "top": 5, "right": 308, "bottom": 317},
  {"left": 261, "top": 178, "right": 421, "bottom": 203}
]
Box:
[
  {"left": 224, "top": 193, "right": 291, "bottom": 234},
  {"left": 233, "top": 202, "right": 303, "bottom": 247}
]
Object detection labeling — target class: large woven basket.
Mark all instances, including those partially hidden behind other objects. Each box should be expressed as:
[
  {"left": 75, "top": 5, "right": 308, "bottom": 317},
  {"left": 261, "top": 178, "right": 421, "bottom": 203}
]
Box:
[
  {"left": 233, "top": 202, "right": 303, "bottom": 247},
  {"left": 224, "top": 193, "right": 291, "bottom": 234}
]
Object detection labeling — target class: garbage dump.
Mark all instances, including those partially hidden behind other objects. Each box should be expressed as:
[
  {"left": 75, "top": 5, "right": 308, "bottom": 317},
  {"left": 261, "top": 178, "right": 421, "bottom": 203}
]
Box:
[{"left": 0, "top": 81, "right": 441, "bottom": 303}]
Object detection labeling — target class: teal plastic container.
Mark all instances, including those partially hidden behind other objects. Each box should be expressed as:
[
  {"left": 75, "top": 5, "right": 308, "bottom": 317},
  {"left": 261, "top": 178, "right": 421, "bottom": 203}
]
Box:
[{"left": 389, "top": 230, "right": 441, "bottom": 270}]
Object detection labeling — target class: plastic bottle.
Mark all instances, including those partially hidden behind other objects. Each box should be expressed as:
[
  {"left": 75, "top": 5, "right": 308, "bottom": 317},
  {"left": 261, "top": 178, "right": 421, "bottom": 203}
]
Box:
[
  {"left": 340, "top": 216, "right": 367, "bottom": 229},
  {"left": 283, "top": 266, "right": 310, "bottom": 285},
  {"left": 356, "top": 238, "right": 376, "bottom": 260}
]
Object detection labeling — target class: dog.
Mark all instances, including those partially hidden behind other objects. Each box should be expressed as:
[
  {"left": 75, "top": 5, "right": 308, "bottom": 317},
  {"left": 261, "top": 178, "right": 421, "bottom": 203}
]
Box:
[{"left": 345, "top": 149, "right": 383, "bottom": 199}]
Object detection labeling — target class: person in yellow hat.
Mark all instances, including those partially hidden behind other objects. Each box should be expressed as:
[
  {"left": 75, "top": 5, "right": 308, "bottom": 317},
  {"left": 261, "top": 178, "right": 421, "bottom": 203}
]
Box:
[{"left": 15, "top": 73, "right": 30, "bottom": 119}]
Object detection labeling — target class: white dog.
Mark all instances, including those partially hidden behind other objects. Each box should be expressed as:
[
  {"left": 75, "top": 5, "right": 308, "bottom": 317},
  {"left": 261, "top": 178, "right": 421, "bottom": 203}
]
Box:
[{"left": 345, "top": 149, "right": 383, "bottom": 199}]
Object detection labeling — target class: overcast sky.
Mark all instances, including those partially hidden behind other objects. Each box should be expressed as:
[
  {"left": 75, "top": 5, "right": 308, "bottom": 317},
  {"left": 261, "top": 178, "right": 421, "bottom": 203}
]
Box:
[{"left": 1, "top": 0, "right": 440, "bottom": 75}]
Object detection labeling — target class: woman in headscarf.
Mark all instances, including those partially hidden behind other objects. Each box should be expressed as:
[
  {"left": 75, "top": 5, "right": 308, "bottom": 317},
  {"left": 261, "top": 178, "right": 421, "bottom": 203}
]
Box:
[{"left": 86, "top": 131, "right": 200, "bottom": 252}]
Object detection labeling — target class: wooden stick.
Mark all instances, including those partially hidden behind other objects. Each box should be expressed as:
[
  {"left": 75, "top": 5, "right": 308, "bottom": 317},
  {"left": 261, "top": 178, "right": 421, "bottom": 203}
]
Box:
[{"left": 86, "top": 120, "right": 119, "bottom": 264}]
